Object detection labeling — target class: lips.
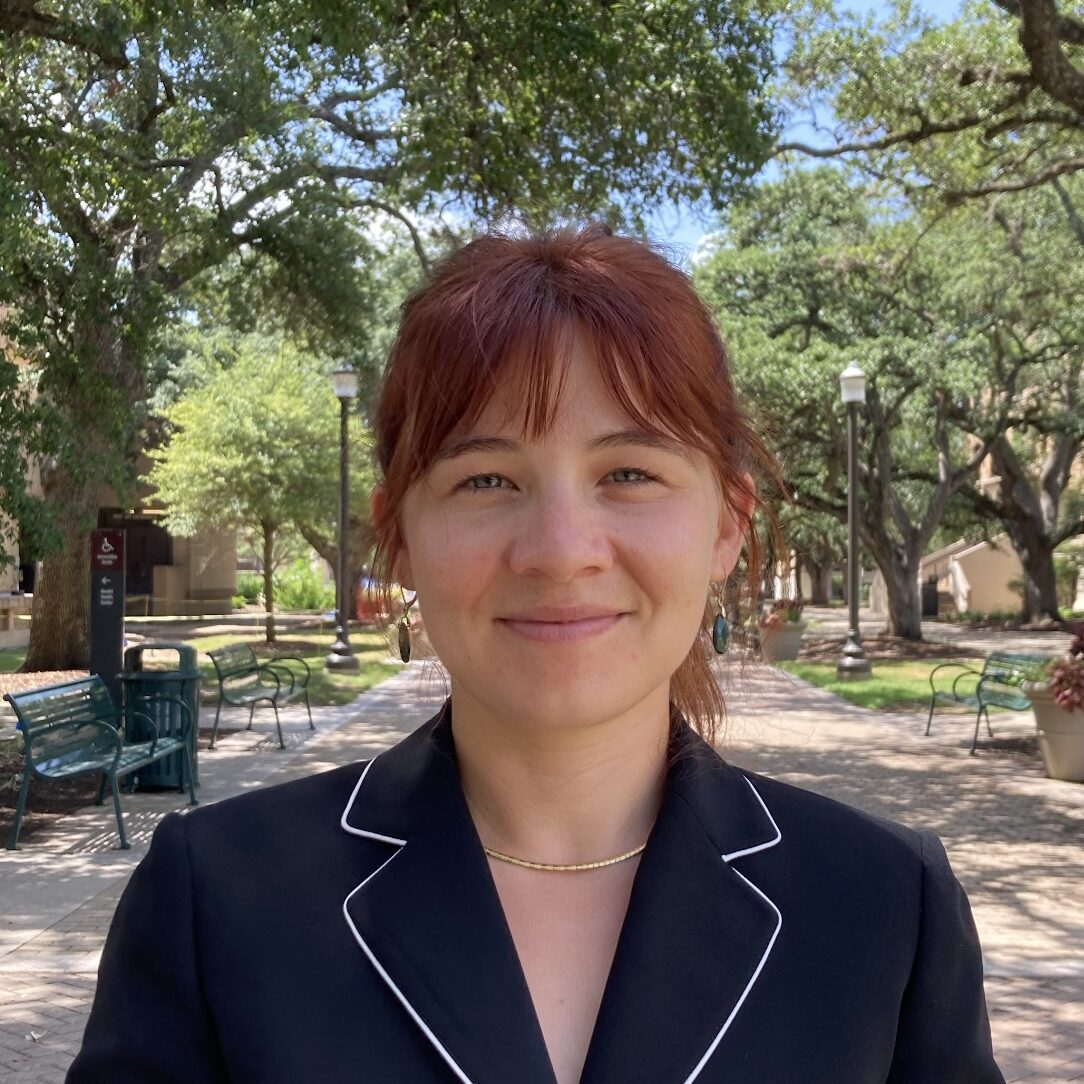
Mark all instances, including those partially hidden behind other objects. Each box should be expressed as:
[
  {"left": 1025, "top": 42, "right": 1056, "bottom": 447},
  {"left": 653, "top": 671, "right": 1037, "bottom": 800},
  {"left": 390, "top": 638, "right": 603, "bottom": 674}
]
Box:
[
  {"left": 501, "top": 605, "right": 624, "bottom": 623},
  {"left": 496, "top": 607, "right": 626, "bottom": 644}
]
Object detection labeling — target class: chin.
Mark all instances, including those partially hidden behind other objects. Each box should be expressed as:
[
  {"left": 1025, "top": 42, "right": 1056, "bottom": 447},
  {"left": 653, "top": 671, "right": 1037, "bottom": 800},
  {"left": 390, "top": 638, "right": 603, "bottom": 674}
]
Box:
[{"left": 459, "top": 670, "right": 671, "bottom": 736}]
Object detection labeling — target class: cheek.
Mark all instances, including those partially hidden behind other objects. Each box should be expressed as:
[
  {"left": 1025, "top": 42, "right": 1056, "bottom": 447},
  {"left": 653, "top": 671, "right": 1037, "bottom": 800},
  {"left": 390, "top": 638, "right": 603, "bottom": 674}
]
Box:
[
  {"left": 410, "top": 514, "right": 501, "bottom": 605},
  {"left": 629, "top": 502, "right": 717, "bottom": 583}
]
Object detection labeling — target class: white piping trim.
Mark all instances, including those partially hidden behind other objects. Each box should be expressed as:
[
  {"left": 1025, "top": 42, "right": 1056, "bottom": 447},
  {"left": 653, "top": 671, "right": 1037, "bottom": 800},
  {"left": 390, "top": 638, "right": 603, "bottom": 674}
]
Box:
[
  {"left": 343, "top": 859, "right": 476, "bottom": 1084},
  {"left": 684, "top": 776, "right": 783, "bottom": 1084},
  {"left": 340, "top": 756, "right": 474, "bottom": 1083},
  {"left": 722, "top": 776, "right": 782, "bottom": 861},
  {"left": 339, "top": 756, "right": 407, "bottom": 845},
  {"left": 682, "top": 865, "right": 783, "bottom": 1084}
]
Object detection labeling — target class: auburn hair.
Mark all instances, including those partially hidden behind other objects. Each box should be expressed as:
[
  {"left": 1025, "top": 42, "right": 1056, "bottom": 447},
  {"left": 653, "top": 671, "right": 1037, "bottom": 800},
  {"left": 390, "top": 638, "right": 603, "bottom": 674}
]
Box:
[{"left": 370, "top": 224, "right": 780, "bottom": 743}]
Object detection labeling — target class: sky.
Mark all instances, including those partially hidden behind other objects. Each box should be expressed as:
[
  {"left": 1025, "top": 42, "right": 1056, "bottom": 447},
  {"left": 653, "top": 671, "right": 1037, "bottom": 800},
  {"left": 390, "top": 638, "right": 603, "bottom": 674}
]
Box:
[{"left": 646, "top": 0, "right": 966, "bottom": 258}]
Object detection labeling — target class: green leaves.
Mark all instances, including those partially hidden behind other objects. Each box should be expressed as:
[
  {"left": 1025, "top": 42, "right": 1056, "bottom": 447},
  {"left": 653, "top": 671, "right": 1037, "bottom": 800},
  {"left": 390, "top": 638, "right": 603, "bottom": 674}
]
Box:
[
  {"left": 695, "top": 157, "right": 1084, "bottom": 633},
  {"left": 777, "top": 0, "right": 1084, "bottom": 206},
  {"left": 145, "top": 331, "right": 372, "bottom": 541}
]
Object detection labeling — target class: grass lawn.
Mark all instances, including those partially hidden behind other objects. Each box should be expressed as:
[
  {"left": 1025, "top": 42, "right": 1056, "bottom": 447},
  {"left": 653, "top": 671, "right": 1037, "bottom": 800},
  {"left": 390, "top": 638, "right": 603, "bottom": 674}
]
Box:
[
  {"left": 777, "top": 658, "right": 989, "bottom": 713},
  {"left": 0, "top": 648, "right": 26, "bottom": 673},
  {"left": 182, "top": 628, "right": 403, "bottom": 707}
]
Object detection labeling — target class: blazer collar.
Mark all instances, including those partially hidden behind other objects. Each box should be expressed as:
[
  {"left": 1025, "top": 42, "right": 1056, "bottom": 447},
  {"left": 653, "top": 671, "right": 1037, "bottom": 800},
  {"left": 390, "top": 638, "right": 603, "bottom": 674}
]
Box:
[{"left": 341, "top": 702, "right": 782, "bottom": 1084}]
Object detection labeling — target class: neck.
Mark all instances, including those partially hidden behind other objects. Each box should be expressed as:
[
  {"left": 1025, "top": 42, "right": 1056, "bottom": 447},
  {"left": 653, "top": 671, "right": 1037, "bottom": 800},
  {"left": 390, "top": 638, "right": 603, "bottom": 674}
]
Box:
[{"left": 450, "top": 683, "right": 670, "bottom": 866}]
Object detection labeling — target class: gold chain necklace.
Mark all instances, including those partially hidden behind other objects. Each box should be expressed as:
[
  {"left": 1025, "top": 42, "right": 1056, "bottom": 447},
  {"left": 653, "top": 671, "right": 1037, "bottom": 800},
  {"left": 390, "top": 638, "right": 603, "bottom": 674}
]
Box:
[{"left": 482, "top": 842, "right": 647, "bottom": 872}]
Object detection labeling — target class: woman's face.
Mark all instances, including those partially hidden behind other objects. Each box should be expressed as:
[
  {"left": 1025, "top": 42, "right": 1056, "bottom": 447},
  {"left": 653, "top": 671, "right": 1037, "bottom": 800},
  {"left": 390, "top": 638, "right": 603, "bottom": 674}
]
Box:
[{"left": 393, "top": 335, "right": 745, "bottom": 735}]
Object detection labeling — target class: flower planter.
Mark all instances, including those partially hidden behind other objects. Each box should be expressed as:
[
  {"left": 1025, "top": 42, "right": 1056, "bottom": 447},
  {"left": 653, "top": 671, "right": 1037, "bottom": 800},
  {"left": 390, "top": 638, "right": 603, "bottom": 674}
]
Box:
[
  {"left": 760, "top": 622, "right": 806, "bottom": 664},
  {"left": 1023, "top": 681, "right": 1084, "bottom": 783}
]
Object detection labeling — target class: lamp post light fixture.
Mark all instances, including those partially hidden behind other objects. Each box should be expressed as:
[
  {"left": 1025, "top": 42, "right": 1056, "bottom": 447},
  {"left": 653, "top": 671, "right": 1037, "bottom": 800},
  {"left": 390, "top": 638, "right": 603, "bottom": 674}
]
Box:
[
  {"left": 326, "top": 362, "right": 360, "bottom": 671},
  {"left": 837, "top": 361, "right": 871, "bottom": 681}
]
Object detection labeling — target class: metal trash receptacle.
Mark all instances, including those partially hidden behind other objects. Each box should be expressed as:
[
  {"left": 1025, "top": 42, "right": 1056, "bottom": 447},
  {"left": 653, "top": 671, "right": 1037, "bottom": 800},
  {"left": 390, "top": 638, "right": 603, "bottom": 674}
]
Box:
[{"left": 121, "top": 641, "right": 201, "bottom": 791}]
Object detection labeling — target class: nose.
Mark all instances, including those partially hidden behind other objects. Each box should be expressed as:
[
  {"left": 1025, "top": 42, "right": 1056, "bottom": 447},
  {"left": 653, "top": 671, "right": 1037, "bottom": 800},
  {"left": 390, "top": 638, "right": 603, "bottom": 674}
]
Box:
[{"left": 506, "top": 484, "right": 614, "bottom": 582}]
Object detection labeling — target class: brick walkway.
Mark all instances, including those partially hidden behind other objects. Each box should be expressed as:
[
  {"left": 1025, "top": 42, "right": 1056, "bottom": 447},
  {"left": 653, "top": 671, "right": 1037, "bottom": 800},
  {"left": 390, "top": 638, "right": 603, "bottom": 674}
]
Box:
[{"left": 1, "top": 656, "right": 1082, "bottom": 1081}]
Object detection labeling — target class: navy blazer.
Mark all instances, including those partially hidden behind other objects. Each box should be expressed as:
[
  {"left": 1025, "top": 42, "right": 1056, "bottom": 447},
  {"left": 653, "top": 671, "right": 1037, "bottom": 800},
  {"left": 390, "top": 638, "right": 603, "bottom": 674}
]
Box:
[{"left": 69, "top": 703, "right": 1003, "bottom": 1083}]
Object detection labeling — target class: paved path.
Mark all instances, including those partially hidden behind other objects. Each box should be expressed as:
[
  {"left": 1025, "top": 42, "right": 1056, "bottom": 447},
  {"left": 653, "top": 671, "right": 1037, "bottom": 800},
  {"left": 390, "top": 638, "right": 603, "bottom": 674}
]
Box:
[{"left": 1, "top": 655, "right": 1081, "bottom": 1082}]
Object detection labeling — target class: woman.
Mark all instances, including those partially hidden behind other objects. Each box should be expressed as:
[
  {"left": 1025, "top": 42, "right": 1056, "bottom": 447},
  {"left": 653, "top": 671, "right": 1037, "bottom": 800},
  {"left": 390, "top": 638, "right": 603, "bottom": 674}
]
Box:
[{"left": 69, "top": 226, "right": 1003, "bottom": 1083}]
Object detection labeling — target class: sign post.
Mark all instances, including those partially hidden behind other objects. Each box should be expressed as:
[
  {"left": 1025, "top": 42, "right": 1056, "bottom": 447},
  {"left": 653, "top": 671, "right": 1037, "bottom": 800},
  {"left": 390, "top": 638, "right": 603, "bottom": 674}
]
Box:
[{"left": 90, "top": 529, "right": 126, "bottom": 706}]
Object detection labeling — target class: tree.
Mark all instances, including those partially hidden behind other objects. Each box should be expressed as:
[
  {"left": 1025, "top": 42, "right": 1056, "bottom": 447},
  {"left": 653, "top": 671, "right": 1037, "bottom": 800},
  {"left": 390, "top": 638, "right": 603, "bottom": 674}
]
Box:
[
  {"left": 921, "top": 182, "right": 1084, "bottom": 621},
  {"left": 775, "top": 505, "right": 847, "bottom": 604},
  {"left": 0, "top": 0, "right": 787, "bottom": 669},
  {"left": 146, "top": 333, "right": 375, "bottom": 643},
  {"left": 777, "top": 0, "right": 1084, "bottom": 206},
  {"left": 694, "top": 168, "right": 1049, "bottom": 638}
]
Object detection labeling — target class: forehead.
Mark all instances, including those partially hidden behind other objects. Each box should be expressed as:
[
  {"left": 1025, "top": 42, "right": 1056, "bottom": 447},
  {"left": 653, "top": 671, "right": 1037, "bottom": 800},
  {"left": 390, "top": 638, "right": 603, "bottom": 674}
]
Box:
[{"left": 440, "top": 332, "right": 690, "bottom": 450}]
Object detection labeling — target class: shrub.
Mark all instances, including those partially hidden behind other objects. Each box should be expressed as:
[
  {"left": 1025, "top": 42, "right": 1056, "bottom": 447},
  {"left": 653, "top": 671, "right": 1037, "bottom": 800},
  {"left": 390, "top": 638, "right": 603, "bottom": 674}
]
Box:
[
  {"left": 1054, "top": 552, "right": 1080, "bottom": 610},
  {"left": 236, "top": 572, "right": 263, "bottom": 604},
  {"left": 272, "top": 559, "right": 335, "bottom": 612}
]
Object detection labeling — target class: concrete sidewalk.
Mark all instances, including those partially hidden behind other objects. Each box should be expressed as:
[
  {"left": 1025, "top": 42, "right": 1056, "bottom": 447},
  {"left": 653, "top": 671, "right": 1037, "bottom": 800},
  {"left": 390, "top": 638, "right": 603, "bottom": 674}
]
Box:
[{"left": 2, "top": 658, "right": 1082, "bottom": 1082}]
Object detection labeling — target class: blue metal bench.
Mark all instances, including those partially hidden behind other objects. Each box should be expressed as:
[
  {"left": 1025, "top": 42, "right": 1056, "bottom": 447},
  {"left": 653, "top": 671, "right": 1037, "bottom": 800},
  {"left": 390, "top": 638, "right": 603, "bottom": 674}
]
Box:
[
  {"left": 207, "top": 643, "right": 314, "bottom": 750},
  {"left": 925, "top": 651, "right": 1050, "bottom": 754},
  {"left": 5, "top": 676, "right": 197, "bottom": 849}
]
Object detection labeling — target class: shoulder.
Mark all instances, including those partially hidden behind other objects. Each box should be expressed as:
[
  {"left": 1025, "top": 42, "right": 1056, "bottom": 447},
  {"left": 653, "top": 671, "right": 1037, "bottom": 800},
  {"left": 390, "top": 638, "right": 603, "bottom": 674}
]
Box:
[
  {"left": 731, "top": 766, "right": 943, "bottom": 893},
  {"left": 726, "top": 768, "right": 967, "bottom": 961},
  {"left": 169, "top": 761, "right": 368, "bottom": 857},
  {"left": 738, "top": 767, "right": 925, "bottom": 853}
]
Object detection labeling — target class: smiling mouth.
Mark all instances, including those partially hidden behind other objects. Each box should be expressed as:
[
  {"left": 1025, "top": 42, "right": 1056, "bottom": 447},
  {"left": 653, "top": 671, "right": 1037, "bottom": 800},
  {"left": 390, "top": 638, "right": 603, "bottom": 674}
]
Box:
[{"left": 496, "top": 614, "right": 624, "bottom": 643}]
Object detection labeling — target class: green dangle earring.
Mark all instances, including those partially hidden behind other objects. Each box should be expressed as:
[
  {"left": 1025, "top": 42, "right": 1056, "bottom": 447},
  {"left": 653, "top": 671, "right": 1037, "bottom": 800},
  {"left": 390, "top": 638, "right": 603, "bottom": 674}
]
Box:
[{"left": 711, "top": 586, "right": 730, "bottom": 655}]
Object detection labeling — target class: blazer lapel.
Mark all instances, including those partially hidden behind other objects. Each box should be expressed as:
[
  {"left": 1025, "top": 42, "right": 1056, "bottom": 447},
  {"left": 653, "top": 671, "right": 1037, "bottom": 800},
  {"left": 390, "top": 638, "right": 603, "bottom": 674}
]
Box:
[
  {"left": 341, "top": 705, "right": 555, "bottom": 1084},
  {"left": 580, "top": 727, "right": 783, "bottom": 1084},
  {"left": 341, "top": 709, "right": 782, "bottom": 1084}
]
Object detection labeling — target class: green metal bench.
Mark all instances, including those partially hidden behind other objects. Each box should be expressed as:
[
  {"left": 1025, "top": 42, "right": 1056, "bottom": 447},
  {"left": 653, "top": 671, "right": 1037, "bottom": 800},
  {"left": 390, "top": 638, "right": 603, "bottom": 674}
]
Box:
[
  {"left": 4, "top": 676, "right": 197, "bottom": 850},
  {"left": 207, "top": 643, "right": 314, "bottom": 750},
  {"left": 926, "top": 650, "right": 1050, "bottom": 754}
]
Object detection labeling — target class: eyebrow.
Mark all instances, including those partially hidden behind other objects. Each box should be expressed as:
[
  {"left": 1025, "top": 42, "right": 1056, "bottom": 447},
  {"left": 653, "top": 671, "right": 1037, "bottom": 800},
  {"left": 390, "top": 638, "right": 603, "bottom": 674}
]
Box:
[{"left": 431, "top": 427, "right": 696, "bottom": 465}]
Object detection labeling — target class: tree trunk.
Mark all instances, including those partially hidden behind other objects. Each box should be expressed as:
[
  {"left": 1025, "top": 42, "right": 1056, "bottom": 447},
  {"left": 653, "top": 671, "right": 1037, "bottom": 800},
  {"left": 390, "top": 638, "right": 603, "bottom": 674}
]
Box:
[
  {"left": 1002, "top": 522, "right": 1060, "bottom": 623},
  {"left": 806, "top": 559, "right": 831, "bottom": 605},
  {"left": 261, "top": 522, "right": 277, "bottom": 644},
  {"left": 22, "top": 298, "right": 148, "bottom": 670},
  {"left": 22, "top": 472, "right": 97, "bottom": 671},
  {"left": 984, "top": 437, "right": 1067, "bottom": 623},
  {"left": 1021, "top": 552, "right": 1060, "bottom": 624},
  {"left": 297, "top": 513, "right": 375, "bottom": 625},
  {"left": 878, "top": 556, "right": 924, "bottom": 639}
]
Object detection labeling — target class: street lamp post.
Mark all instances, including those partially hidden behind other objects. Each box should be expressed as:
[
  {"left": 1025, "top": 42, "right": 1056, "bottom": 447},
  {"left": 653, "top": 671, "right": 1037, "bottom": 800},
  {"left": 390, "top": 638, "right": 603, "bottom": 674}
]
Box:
[
  {"left": 326, "top": 362, "right": 360, "bottom": 671},
  {"left": 837, "top": 361, "right": 871, "bottom": 681}
]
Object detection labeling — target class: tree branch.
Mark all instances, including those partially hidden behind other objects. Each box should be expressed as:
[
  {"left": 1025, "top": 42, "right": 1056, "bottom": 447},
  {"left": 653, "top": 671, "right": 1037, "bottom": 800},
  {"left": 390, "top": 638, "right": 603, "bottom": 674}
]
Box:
[
  {"left": 982, "top": 107, "right": 1084, "bottom": 138},
  {"left": 318, "top": 84, "right": 396, "bottom": 110},
  {"left": 0, "top": 0, "right": 129, "bottom": 69},
  {"left": 1014, "top": 0, "right": 1084, "bottom": 116},
  {"left": 344, "top": 198, "right": 432, "bottom": 271},
  {"left": 773, "top": 86, "right": 1033, "bottom": 159},
  {"left": 990, "top": 0, "right": 1084, "bottom": 47},
  {"left": 1051, "top": 176, "right": 1084, "bottom": 246},
  {"left": 318, "top": 164, "right": 394, "bottom": 186},
  {"left": 308, "top": 104, "right": 394, "bottom": 146},
  {"left": 1053, "top": 516, "right": 1084, "bottom": 546},
  {"left": 941, "top": 154, "right": 1084, "bottom": 202}
]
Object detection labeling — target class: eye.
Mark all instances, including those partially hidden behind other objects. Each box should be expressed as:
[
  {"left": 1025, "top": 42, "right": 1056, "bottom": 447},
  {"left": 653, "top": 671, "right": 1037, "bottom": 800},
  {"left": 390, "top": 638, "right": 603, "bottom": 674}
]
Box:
[
  {"left": 609, "top": 467, "right": 660, "bottom": 486},
  {"left": 456, "top": 473, "right": 509, "bottom": 492}
]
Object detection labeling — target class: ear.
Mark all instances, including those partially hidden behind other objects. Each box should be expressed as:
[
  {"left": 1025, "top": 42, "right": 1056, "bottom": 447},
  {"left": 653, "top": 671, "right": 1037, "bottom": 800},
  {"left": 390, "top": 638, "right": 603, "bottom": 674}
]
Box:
[
  {"left": 710, "top": 477, "right": 753, "bottom": 582},
  {"left": 370, "top": 485, "right": 414, "bottom": 590}
]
